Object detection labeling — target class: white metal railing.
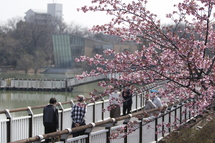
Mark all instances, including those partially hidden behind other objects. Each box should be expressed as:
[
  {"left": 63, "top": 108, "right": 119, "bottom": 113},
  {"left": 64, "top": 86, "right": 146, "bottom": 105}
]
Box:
[{"left": 64, "top": 102, "right": 196, "bottom": 143}]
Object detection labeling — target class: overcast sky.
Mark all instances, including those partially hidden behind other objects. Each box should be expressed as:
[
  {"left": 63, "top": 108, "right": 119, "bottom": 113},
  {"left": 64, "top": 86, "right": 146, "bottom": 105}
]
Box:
[{"left": 0, "top": 0, "right": 182, "bottom": 28}]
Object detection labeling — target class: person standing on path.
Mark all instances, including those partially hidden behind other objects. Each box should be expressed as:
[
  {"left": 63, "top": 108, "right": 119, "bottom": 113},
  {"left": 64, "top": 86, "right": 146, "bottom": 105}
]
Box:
[
  {"left": 109, "top": 86, "right": 122, "bottom": 119},
  {"left": 71, "top": 95, "right": 87, "bottom": 137},
  {"left": 144, "top": 93, "right": 157, "bottom": 117},
  {"left": 150, "top": 89, "right": 163, "bottom": 109},
  {"left": 43, "top": 97, "right": 59, "bottom": 143},
  {"left": 122, "top": 86, "right": 133, "bottom": 115}
]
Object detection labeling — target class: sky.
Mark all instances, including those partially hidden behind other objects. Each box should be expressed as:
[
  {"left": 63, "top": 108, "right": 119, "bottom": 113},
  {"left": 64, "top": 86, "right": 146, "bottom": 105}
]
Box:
[{"left": 0, "top": 0, "right": 182, "bottom": 28}]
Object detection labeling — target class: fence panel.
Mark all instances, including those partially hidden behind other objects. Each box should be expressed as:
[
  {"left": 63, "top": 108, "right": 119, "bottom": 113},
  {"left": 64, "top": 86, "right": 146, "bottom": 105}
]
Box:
[
  {"left": 42, "top": 80, "right": 52, "bottom": 89},
  {"left": 32, "top": 114, "right": 44, "bottom": 137},
  {"left": 85, "top": 103, "right": 94, "bottom": 124},
  {"left": 110, "top": 125, "right": 125, "bottom": 143},
  {"left": 163, "top": 113, "right": 170, "bottom": 135},
  {"left": 95, "top": 101, "right": 103, "bottom": 122},
  {"left": 29, "top": 80, "right": 37, "bottom": 88},
  {"left": 170, "top": 107, "right": 177, "bottom": 131},
  {"left": 52, "top": 80, "right": 65, "bottom": 89},
  {"left": 176, "top": 105, "right": 182, "bottom": 125},
  {"left": 91, "top": 129, "right": 108, "bottom": 143},
  {"left": 142, "top": 121, "right": 156, "bottom": 143},
  {"left": 11, "top": 116, "right": 30, "bottom": 142},
  {"left": 0, "top": 79, "right": 7, "bottom": 87},
  {"left": 131, "top": 95, "right": 137, "bottom": 112},
  {"left": 127, "top": 124, "right": 140, "bottom": 143},
  {"left": 104, "top": 100, "right": 110, "bottom": 120},
  {"left": 0, "top": 119, "right": 8, "bottom": 143},
  {"left": 62, "top": 108, "right": 72, "bottom": 129},
  {"left": 136, "top": 94, "right": 142, "bottom": 110}
]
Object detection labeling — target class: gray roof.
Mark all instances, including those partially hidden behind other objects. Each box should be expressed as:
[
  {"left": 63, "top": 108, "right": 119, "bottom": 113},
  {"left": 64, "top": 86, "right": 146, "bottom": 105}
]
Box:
[{"left": 26, "top": 9, "right": 47, "bottom": 14}]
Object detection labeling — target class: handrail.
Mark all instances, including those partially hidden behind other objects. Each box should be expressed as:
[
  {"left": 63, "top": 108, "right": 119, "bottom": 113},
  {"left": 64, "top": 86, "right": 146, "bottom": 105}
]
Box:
[
  {"left": 10, "top": 108, "right": 161, "bottom": 143},
  {"left": 11, "top": 100, "right": 197, "bottom": 143}
]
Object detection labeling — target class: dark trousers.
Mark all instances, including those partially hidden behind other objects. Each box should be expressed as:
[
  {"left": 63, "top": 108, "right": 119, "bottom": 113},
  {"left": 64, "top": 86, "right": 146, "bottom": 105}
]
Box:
[
  {"left": 123, "top": 104, "right": 132, "bottom": 115},
  {"left": 72, "top": 122, "right": 86, "bottom": 137},
  {"left": 44, "top": 125, "right": 57, "bottom": 143}
]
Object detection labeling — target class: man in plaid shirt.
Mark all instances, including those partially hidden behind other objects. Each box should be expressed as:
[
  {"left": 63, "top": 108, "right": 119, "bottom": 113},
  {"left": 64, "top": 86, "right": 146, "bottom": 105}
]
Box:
[{"left": 71, "top": 95, "right": 87, "bottom": 137}]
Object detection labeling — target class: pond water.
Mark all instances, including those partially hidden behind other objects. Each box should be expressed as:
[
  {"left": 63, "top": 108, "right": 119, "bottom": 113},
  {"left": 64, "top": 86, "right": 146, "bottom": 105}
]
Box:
[{"left": 0, "top": 72, "right": 105, "bottom": 119}]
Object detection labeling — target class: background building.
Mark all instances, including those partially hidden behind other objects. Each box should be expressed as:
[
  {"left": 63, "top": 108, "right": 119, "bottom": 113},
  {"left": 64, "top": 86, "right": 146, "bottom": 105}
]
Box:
[
  {"left": 25, "top": 3, "right": 62, "bottom": 22},
  {"left": 52, "top": 34, "right": 115, "bottom": 68},
  {"left": 52, "top": 34, "right": 139, "bottom": 68},
  {"left": 47, "top": 3, "right": 63, "bottom": 20}
]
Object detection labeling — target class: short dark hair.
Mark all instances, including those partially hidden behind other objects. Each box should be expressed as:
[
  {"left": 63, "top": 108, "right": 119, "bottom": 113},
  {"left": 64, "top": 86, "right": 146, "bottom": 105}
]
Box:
[{"left": 49, "top": 98, "right": 57, "bottom": 104}]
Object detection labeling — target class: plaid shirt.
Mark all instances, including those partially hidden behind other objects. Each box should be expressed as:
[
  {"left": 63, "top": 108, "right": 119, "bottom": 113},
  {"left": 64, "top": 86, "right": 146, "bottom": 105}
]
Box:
[{"left": 71, "top": 102, "right": 87, "bottom": 124}]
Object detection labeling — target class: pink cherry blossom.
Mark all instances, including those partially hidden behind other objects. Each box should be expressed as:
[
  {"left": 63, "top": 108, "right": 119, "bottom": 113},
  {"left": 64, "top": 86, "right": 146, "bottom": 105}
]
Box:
[{"left": 75, "top": 0, "right": 215, "bottom": 139}]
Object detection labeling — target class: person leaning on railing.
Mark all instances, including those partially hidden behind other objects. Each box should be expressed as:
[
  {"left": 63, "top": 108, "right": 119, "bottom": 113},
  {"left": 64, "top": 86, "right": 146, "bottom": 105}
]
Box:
[{"left": 71, "top": 95, "right": 87, "bottom": 137}]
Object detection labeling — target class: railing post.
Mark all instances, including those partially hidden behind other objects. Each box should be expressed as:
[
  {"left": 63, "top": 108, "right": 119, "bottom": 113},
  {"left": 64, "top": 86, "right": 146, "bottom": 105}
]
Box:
[
  {"left": 123, "top": 114, "right": 133, "bottom": 143},
  {"left": 105, "top": 122, "right": 115, "bottom": 143},
  {"left": 136, "top": 94, "right": 138, "bottom": 110},
  {"left": 27, "top": 106, "right": 34, "bottom": 138},
  {"left": 85, "top": 123, "right": 95, "bottom": 143},
  {"left": 65, "top": 79, "right": 68, "bottom": 92},
  {"left": 92, "top": 98, "right": 95, "bottom": 123},
  {"left": 184, "top": 101, "right": 187, "bottom": 122},
  {"left": 179, "top": 104, "right": 182, "bottom": 124},
  {"left": 101, "top": 97, "right": 105, "bottom": 120},
  {"left": 58, "top": 102, "right": 64, "bottom": 130},
  {"left": 139, "top": 118, "right": 143, "bottom": 143},
  {"left": 162, "top": 114, "right": 165, "bottom": 137},
  {"left": 123, "top": 118, "right": 130, "bottom": 143},
  {"left": 174, "top": 105, "right": 177, "bottom": 125},
  {"left": 5, "top": 109, "right": 12, "bottom": 143},
  {"left": 60, "top": 128, "right": 72, "bottom": 143},
  {"left": 142, "top": 92, "right": 145, "bottom": 107},
  {"left": 168, "top": 107, "right": 171, "bottom": 133},
  {"left": 155, "top": 117, "right": 158, "bottom": 142}
]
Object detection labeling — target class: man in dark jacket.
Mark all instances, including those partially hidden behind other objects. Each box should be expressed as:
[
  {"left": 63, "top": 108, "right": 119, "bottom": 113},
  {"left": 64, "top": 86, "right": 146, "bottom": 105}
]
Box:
[
  {"left": 43, "top": 97, "right": 59, "bottom": 143},
  {"left": 122, "top": 87, "right": 133, "bottom": 115}
]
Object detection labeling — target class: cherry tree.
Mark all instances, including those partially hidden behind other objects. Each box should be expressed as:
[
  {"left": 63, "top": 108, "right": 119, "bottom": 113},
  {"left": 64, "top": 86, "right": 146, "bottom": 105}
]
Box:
[{"left": 76, "top": 0, "right": 215, "bottom": 138}]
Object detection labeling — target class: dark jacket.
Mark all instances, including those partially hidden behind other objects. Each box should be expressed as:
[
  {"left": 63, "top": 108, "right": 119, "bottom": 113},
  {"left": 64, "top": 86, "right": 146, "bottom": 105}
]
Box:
[
  {"left": 43, "top": 104, "right": 59, "bottom": 128},
  {"left": 122, "top": 90, "right": 132, "bottom": 105}
]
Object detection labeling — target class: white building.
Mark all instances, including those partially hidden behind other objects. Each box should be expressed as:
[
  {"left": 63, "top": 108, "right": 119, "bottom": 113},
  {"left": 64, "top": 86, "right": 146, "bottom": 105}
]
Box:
[
  {"left": 47, "top": 3, "right": 63, "bottom": 20},
  {"left": 25, "top": 3, "right": 63, "bottom": 22}
]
